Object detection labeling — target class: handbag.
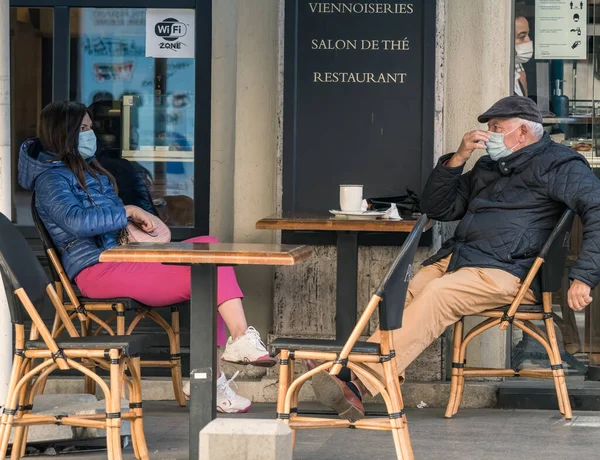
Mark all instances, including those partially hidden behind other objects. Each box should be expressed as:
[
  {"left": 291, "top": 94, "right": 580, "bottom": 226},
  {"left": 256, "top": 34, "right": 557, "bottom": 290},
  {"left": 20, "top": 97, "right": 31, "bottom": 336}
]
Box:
[
  {"left": 118, "top": 211, "right": 171, "bottom": 245},
  {"left": 82, "top": 187, "right": 171, "bottom": 245},
  {"left": 366, "top": 188, "right": 421, "bottom": 216}
]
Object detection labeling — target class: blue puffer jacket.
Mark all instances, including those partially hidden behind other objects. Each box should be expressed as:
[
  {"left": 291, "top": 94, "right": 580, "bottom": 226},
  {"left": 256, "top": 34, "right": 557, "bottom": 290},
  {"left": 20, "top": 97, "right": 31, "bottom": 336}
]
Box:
[{"left": 18, "top": 138, "right": 128, "bottom": 280}]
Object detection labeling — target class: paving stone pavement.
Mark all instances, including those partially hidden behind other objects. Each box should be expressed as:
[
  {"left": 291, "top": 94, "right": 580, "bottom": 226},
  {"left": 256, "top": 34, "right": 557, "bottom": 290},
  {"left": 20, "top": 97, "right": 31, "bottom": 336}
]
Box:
[{"left": 23, "top": 402, "right": 600, "bottom": 459}]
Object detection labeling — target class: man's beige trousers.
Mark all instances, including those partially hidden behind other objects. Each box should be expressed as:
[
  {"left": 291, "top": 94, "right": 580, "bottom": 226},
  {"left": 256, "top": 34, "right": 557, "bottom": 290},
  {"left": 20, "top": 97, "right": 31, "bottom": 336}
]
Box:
[{"left": 360, "top": 255, "right": 536, "bottom": 395}]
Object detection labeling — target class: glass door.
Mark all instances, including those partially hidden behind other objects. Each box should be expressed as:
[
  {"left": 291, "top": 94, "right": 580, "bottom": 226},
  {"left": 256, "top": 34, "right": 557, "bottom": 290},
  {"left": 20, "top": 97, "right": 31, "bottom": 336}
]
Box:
[
  {"left": 9, "top": 0, "right": 211, "bottom": 376},
  {"left": 70, "top": 7, "right": 196, "bottom": 227},
  {"left": 510, "top": 0, "right": 600, "bottom": 383},
  {"left": 10, "top": 0, "right": 210, "bottom": 238}
]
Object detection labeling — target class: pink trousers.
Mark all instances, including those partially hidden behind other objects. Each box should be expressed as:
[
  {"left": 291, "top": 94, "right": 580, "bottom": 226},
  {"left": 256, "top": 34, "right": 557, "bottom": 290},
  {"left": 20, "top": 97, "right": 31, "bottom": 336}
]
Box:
[{"left": 74, "top": 236, "right": 244, "bottom": 346}]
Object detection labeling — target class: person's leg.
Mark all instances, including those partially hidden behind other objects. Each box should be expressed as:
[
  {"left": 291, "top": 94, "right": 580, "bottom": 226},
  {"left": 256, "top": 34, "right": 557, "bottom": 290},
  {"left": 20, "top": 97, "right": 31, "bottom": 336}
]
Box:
[
  {"left": 357, "top": 265, "right": 537, "bottom": 396},
  {"left": 183, "top": 236, "right": 249, "bottom": 340},
  {"left": 77, "top": 236, "right": 248, "bottom": 341},
  {"left": 344, "top": 255, "right": 451, "bottom": 394},
  {"left": 75, "top": 260, "right": 231, "bottom": 345},
  {"left": 182, "top": 235, "right": 275, "bottom": 365},
  {"left": 307, "top": 257, "right": 452, "bottom": 418}
]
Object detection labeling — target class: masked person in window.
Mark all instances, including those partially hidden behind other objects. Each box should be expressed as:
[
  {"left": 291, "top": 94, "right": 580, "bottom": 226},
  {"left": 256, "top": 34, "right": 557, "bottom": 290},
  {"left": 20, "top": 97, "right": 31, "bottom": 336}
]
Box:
[
  {"left": 515, "top": 12, "right": 533, "bottom": 97},
  {"left": 18, "top": 101, "right": 276, "bottom": 414},
  {"left": 88, "top": 99, "right": 159, "bottom": 217},
  {"left": 309, "top": 96, "right": 600, "bottom": 420}
]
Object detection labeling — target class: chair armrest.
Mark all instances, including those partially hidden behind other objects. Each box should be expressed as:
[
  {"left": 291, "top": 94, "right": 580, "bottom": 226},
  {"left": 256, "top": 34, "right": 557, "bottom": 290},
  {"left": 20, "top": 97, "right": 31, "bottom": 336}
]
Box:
[{"left": 499, "top": 257, "right": 544, "bottom": 330}]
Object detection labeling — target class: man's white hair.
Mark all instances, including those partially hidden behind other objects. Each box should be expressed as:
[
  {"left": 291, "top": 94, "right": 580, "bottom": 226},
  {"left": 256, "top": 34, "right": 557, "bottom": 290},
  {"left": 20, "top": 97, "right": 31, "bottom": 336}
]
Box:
[{"left": 517, "top": 118, "right": 544, "bottom": 140}]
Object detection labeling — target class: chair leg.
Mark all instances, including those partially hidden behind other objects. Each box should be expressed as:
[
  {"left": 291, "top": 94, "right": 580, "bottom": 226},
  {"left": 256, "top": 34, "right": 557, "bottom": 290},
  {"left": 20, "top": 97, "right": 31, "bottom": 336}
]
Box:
[
  {"left": 288, "top": 355, "right": 297, "bottom": 449},
  {"left": 381, "top": 331, "right": 414, "bottom": 460},
  {"left": 128, "top": 355, "right": 150, "bottom": 460},
  {"left": 10, "top": 372, "right": 34, "bottom": 460},
  {"left": 143, "top": 309, "right": 186, "bottom": 407},
  {"left": 83, "top": 320, "right": 97, "bottom": 396},
  {"left": 18, "top": 361, "right": 58, "bottom": 460},
  {"left": 115, "top": 304, "right": 126, "bottom": 336},
  {"left": 543, "top": 293, "right": 572, "bottom": 420},
  {"left": 169, "top": 307, "right": 186, "bottom": 407},
  {"left": 445, "top": 319, "right": 464, "bottom": 418},
  {"left": 276, "top": 351, "right": 291, "bottom": 423},
  {"left": 0, "top": 349, "right": 26, "bottom": 460},
  {"left": 107, "top": 349, "right": 124, "bottom": 460}
]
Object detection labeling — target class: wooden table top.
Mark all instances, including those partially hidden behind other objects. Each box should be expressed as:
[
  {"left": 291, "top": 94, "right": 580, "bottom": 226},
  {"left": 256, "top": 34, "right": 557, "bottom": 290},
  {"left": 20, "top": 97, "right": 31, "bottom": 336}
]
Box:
[
  {"left": 256, "top": 212, "right": 431, "bottom": 233},
  {"left": 100, "top": 242, "right": 313, "bottom": 265}
]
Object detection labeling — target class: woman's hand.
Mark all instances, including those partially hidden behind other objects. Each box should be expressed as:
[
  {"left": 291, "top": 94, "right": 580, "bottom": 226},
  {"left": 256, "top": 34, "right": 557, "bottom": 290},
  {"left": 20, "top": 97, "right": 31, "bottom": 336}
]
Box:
[{"left": 124, "top": 205, "right": 156, "bottom": 233}]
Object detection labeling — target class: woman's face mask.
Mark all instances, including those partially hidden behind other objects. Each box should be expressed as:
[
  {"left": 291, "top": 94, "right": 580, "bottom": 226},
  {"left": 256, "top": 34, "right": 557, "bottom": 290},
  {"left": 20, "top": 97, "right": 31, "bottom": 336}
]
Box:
[
  {"left": 78, "top": 130, "right": 97, "bottom": 159},
  {"left": 515, "top": 41, "right": 533, "bottom": 65},
  {"left": 485, "top": 125, "right": 522, "bottom": 161}
]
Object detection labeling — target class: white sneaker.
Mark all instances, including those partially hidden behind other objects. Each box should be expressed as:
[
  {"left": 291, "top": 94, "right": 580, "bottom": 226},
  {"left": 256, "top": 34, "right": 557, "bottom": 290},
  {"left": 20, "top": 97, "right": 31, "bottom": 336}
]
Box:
[
  {"left": 221, "top": 326, "right": 277, "bottom": 367},
  {"left": 216, "top": 371, "right": 252, "bottom": 413},
  {"left": 181, "top": 371, "right": 252, "bottom": 414}
]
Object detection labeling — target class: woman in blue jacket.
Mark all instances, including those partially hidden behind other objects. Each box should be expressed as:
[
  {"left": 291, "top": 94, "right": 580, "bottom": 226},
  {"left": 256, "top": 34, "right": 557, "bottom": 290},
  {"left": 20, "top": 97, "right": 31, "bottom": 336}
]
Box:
[{"left": 18, "top": 101, "right": 273, "bottom": 413}]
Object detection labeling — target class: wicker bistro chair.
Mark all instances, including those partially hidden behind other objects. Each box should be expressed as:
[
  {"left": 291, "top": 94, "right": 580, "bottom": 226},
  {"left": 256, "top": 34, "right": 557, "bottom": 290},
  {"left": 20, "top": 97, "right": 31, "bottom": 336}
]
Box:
[
  {"left": 445, "top": 208, "right": 575, "bottom": 420},
  {"left": 31, "top": 196, "right": 186, "bottom": 406},
  {"left": 269, "top": 214, "right": 428, "bottom": 460},
  {"left": 0, "top": 212, "right": 150, "bottom": 460}
]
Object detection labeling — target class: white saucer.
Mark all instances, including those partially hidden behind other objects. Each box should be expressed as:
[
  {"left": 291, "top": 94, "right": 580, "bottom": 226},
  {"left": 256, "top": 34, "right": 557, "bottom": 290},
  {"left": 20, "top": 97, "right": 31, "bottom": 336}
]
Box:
[{"left": 329, "top": 210, "right": 387, "bottom": 220}]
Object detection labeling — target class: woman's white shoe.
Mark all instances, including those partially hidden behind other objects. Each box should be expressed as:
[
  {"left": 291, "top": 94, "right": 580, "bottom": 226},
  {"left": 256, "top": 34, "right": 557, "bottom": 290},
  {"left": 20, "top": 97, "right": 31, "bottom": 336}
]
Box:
[
  {"left": 182, "top": 371, "right": 252, "bottom": 414},
  {"left": 221, "top": 326, "right": 277, "bottom": 367}
]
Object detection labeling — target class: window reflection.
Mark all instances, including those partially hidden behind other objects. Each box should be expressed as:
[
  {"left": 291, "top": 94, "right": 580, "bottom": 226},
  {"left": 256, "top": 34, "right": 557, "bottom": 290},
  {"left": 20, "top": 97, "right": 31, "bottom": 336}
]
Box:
[
  {"left": 512, "top": 1, "right": 600, "bottom": 376},
  {"left": 71, "top": 8, "right": 195, "bottom": 227}
]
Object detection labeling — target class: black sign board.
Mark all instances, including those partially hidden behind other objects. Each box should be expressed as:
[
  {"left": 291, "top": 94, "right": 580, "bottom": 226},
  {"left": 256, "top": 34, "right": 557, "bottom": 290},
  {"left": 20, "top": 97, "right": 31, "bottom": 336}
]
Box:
[{"left": 283, "top": 0, "right": 436, "bottom": 219}]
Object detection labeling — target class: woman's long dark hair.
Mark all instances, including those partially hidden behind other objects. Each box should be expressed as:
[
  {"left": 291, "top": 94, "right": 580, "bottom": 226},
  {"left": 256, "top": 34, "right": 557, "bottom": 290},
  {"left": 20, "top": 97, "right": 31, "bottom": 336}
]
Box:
[{"left": 38, "top": 101, "right": 118, "bottom": 192}]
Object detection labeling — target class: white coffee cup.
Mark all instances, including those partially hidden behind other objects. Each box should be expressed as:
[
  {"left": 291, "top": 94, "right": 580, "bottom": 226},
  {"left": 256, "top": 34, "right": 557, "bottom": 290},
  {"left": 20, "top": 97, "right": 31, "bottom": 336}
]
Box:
[{"left": 339, "top": 185, "right": 363, "bottom": 212}]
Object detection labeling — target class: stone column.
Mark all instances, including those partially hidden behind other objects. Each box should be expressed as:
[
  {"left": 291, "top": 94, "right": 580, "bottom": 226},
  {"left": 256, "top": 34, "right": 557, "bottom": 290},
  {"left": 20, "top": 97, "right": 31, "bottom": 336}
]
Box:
[
  {"left": 0, "top": 0, "right": 13, "bottom": 407},
  {"left": 445, "top": 0, "right": 512, "bottom": 369},
  {"left": 231, "top": 1, "right": 280, "bottom": 337},
  {"left": 210, "top": 0, "right": 239, "bottom": 242}
]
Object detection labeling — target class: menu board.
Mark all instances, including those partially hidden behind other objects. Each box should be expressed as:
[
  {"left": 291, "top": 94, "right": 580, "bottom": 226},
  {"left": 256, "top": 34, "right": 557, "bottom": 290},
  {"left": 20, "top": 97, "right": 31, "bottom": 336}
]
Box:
[
  {"left": 282, "top": 1, "right": 436, "bottom": 215},
  {"left": 535, "top": 0, "right": 587, "bottom": 60}
]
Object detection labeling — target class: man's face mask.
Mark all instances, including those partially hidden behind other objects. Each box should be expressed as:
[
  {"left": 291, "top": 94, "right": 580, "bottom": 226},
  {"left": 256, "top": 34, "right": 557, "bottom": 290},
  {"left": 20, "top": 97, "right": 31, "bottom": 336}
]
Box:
[
  {"left": 485, "top": 125, "right": 522, "bottom": 161},
  {"left": 515, "top": 41, "right": 533, "bottom": 65}
]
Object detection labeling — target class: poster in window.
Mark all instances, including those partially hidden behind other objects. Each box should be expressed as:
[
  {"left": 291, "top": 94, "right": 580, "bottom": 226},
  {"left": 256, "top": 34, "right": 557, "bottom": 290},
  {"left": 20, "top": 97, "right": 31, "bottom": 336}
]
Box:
[{"left": 535, "top": 0, "right": 587, "bottom": 60}]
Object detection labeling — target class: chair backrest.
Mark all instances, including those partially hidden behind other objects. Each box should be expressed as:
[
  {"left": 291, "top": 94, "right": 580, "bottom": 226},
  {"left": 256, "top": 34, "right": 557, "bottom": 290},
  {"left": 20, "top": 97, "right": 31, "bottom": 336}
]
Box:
[
  {"left": 375, "top": 214, "right": 428, "bottom": 331},
  {"left": 0, "top": 212, "right": 50, "bottom": 324},
  {"left": 539, "top": 208, "right": 575, "bottom": 293},
  {"left": 31, "top": 194, "right": 61, "bottom": 284}
]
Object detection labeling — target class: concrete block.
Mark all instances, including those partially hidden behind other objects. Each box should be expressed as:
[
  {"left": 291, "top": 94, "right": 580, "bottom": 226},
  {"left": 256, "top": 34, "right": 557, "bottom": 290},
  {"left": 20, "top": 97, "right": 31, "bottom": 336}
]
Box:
[
  {"left": 10, "top": 394, "right": 130, "bottom": 445},
  {"left": 199, "top": 419, "right": 292, "bottom": 460}
]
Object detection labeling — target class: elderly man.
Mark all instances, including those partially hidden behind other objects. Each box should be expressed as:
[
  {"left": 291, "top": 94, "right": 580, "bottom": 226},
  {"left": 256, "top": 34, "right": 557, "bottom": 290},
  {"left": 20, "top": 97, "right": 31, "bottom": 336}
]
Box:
[{"left": 309, "top": 96, "right": 600, "bottom": 420}]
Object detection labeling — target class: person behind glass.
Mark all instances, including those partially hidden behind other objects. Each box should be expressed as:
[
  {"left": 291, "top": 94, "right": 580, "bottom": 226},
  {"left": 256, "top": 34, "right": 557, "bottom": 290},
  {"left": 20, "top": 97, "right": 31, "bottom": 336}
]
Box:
[
  {"left": 515, "top": 10, "right": 533, "bottom": 97},
  {"left": 17, "top": 101, "right": 275, "bottom": 414},
  {"left": 88, "top": 100, "right": 159, "bottom": 217}
]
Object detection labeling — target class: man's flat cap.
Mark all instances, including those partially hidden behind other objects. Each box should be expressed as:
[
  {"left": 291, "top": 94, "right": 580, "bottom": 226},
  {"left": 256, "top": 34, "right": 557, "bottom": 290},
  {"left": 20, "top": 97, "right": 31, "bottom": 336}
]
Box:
[{"left": 477, "top": 96, "right": 543, "bottom": 124}]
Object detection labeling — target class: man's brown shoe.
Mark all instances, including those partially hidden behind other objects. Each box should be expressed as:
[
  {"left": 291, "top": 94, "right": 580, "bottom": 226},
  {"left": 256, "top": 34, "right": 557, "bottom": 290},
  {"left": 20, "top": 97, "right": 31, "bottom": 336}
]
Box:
[{"left": 306, "top": 360, "right": 365, "bottom": 421}]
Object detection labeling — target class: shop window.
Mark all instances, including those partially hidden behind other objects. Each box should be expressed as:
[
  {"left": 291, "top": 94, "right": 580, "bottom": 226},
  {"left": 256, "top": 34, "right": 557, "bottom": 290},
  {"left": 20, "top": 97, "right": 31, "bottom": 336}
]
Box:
[
  {"left": 70, "top": 8, "right": 196, "bottom": 227},
  {"left": 511, "top": 0, "right": 599, "bottom": 377}
]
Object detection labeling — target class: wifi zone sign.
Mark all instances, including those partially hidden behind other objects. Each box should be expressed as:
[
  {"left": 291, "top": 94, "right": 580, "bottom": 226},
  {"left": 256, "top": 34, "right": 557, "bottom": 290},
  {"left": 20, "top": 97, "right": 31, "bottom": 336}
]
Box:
[{"left": 155, "top": 18, "right": 188, "bottom": 50}]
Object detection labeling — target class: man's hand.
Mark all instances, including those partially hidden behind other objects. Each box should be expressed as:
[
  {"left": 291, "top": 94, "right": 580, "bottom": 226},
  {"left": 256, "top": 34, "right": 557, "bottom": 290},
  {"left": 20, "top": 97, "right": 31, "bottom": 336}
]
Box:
[
  {"left": 568, "top": 279, "right": 593, "bottom": 311},
  {"left": 124, "top": 205, "right": 156, "bottom": 233},
  {"left": 447, "top": 130, "right": 490, "bottom": 167}
]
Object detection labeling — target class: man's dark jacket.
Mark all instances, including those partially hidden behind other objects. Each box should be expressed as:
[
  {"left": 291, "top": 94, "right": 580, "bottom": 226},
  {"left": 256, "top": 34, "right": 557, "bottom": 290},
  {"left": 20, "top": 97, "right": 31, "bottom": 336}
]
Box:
[{"left": 422, "top": 133, "right": 600, "bottom": 295}]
